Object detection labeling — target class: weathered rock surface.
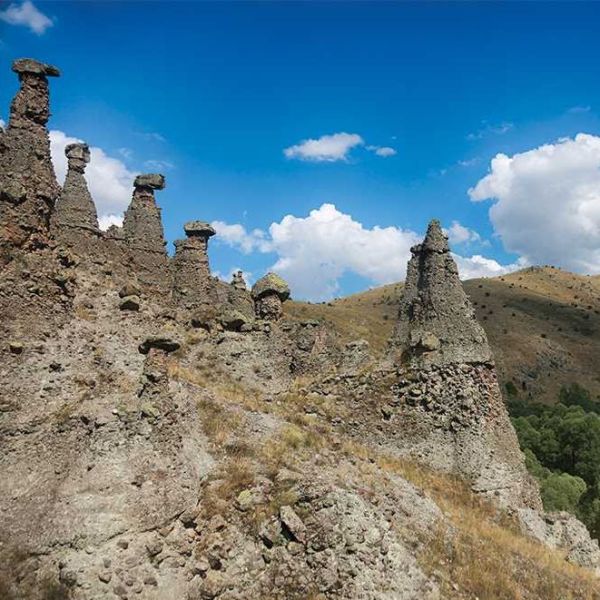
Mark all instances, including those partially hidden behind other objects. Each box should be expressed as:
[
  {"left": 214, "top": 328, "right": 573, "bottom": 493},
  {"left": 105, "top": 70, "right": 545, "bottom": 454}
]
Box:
[
  {"left": 252, "top": 273, "right": 290, "bottom": 321},
  {"left": 173, "top": 221, "right": 216, "bottom": 310},
  {"left": 388, "top": 221, "right": 541, "bottom": 510},
  {"left": 51, "top": 143, "right": 101, "bottom": 252},
  {"left": 0, "top": 58, "right": 60, "bottom": 261}
]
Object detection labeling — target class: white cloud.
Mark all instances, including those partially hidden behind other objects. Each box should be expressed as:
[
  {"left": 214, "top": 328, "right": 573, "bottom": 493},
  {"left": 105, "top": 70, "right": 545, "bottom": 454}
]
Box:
[
  {"left": 50, "top": 130, "right": 136, "bottom": 228},
  {"left": 469, "top": 133, "right": 600, "bottom": 274},
  {"left": 215, "top": 204, "right": 519, "bottom": 300},
  {"left": 445, "top": 221, "right": 482, "bottom": 245},
  {"left": 118, "top": 147, "right": 133, "bottom": 160},
  {"left": 0, "top": 118, "right": 5, "bottom": 129},
  {"left": 0, "top": 1, "right": 53, "bottom": 35},
  {"left": 98, "top": 214, "right": 124, "bottom": 231},
  {"left": 454, "top": 254, "right": 527, "bottom": 280},
  {"left": 284, "top": 132, "right": 364, "bottom": 162},
  {"left": 367, "top": 145, "right": 397, "bottom": 157},
  {"left": 467, "top": 121, "right": 513, "bottom": 141},
  {"left": 212, "top": 221, "right": 272, "bottom": 254}
]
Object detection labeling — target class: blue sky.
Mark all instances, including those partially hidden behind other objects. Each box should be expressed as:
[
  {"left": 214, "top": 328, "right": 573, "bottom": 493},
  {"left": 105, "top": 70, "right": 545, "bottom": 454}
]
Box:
[{"left": 2, "top": 1, "right": 600, "bottom": 299}]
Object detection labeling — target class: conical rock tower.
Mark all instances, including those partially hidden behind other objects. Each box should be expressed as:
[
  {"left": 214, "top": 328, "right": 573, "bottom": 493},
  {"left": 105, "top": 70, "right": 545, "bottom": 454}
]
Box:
[{"left": 390, "top": 220, "right": 542, "bottom": 510}]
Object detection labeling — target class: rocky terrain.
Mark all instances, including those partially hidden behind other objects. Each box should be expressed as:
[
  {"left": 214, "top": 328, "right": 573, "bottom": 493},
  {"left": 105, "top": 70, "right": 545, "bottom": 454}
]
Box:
[{"left": 1, "top": 58, "right": 600, "bottom": 600}]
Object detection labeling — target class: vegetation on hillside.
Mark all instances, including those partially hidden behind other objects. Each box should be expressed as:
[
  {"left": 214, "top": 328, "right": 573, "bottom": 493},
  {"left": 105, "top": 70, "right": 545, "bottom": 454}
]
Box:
[{"left": 509, "top": 383, "right": 600, "bottom": 540}]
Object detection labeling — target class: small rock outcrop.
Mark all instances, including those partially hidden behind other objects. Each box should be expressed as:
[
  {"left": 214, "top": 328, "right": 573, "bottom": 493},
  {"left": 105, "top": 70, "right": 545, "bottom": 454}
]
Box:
[
  {"left": 172, "top": 221, "right": 216, "bottom": 309},
  {"left": 121, "top": 174, "right": 169, "bottom": 292},
  {"left": 252, "top": 272, "right": 290, "bottom": 321},
  {"left": 390, "top": 220, "right": 542, "bottom": 510},
  {"left": 0, "top": 59, "right": 60, "bottom": 261},
  {"left": 227, "top": 270, "right": 254, "bottom": 321},
  {"left": 51, "top": 143, "right": 100, "bottom": 251}
]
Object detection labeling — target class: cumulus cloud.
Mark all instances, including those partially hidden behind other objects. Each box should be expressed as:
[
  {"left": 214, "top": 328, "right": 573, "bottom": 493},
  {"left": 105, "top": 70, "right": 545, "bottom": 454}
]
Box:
[
  {"left": 469, "top": 133, "right": 600, "bottom": 273},
  {"left": 0, "top": 0, "right": 53, "bottom": 35},
  {"left": 214, "top": 204, "right": 515, "bottom": 301},
  {"left": 454, "top": 254, "right": 526, "bottom": 280},
  {"left": 211, "top": 221, "right": 272, "bottom": 254},
  {"left": 367, "top": 145, "right": 397, "bottom": 157},
  {"left": 49, "top": 130, "right": 136, "bottom": 229},
  {"left": 445, "top": 221, "right": 482, "bottom": 245},
  {"left": 284, "top": 132, "right": 364, "bottom": 162}
]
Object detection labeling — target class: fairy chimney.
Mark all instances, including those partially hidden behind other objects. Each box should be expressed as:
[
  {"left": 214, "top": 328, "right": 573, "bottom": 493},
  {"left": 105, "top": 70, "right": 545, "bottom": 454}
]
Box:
[
  {"left": 51, "top": 143, "right": 100, "bottom": 250},
  {"left": 0, "top": 59, "right": 60, "bottom": 260},
  {"left": 228, "top": 270, "right": 254, "bottom": 321},
  {"left": 121, "top": 174, "right": 169, "bottom": 292},
  {"left": 251, "top": 272, "right": 290, "bottom": 321},
  {"left": 389, "top": 219, "right": 542, "bottom": 510},
  {"left": 172, "top": 221, "right": 216, "bottom": 309}
]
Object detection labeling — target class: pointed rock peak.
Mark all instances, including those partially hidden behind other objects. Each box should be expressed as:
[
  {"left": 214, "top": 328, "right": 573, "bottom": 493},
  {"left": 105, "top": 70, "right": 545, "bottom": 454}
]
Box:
[
  {"left": 231, "top": 270, "right": 247, "bottom": 290},
  {"left": 422, "top": 219, "right": 449, "bottom": 253}
]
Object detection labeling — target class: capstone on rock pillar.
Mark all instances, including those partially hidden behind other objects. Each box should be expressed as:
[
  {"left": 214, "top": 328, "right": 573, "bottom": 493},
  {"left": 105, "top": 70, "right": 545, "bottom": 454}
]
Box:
[
  {"left": 0, "top": 59, "right": 60, "bottom": 260},
  {"left": 51, "top": 143, "right": 100, "bottom": 251},
  {"left": 172, "top": 221, "right": 216, "bottom": 310},
  {"left": 121, "top": 174, "right": 169, "bottom": 293}
]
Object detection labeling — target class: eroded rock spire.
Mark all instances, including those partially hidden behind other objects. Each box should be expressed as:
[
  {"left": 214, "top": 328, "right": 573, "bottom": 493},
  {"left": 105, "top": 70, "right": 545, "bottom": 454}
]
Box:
[
  {"left": 393, "top": 219, "right": 491, "bottom": 365},
  {"left": 390, "top": 219, "right": 541, "bottom": 510},
  {"left": 172, "top": 220, "right": 216, "bottom": 309},
  {"left": 51, "top": 143, "right": 100, "bottom": 250},
  {"left": 122, "top": 174, "right": 169, "bottom": 292},
  {"left": 0, "top": 59, "right": 60, "bottom": 260}
]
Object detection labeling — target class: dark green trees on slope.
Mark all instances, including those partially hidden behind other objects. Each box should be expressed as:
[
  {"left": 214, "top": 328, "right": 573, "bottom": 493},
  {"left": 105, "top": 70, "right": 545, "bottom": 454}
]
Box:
[{"left": 508, "top": 384, "right": 600, "bottom": 540}]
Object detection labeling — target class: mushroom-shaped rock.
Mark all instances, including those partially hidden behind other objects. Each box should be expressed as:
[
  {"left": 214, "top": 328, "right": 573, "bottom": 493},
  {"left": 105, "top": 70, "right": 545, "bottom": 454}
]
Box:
[
  {"left": 12, "top": 58, "right": 60, "bottom": 77},
  {"left": 184, "top": 221, "right": 216, "bottom": 238},
  {"left": 138, "top": 335, "right": 181, "bottom": 355},
  {"left": 134, "top": 173, "right": 165, "bottom": 190},
  {"left": 251, "top": 273, "right": 290, "bottom": 321}
]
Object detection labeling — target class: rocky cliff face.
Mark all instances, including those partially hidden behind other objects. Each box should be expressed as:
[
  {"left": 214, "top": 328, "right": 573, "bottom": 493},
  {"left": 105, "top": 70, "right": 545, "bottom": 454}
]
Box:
[{"left": 1, "top": 58, "right": 598, "bottom": 600}]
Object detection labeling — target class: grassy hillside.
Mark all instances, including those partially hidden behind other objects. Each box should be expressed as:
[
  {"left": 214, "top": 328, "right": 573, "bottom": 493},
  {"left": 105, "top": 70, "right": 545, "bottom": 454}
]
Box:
[{"left": 285, "top": 266, "right": 600, "bottom": 404}]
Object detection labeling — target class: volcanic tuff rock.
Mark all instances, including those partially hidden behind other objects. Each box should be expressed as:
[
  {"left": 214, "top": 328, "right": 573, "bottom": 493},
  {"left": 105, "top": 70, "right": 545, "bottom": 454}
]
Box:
[
  {"left": 389, "top": 220, "right": 542, "bottom": 510},
  {"left": 0, "top": 59, "right": 60, "bottom": 262},
  {"left": 1, "top": 57, "right": 599, "bottom": 600},
  {"left": 173, "top": 221, "right": 216, "bottom": 310},
  {"left": 51, "top": 143, "right": 101, "bottom": 251}
]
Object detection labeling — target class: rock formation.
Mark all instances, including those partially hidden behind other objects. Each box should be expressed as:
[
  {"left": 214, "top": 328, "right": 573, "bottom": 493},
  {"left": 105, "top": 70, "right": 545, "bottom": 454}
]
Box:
[
  {"left": 390, "top": 220, "right": 542, "bottom": 509},
  {"left": 252, "top": 272, "right": 290, "bottom": 321},
  {"left": 51, "top": 143, "right": 100, "bottom": 251},
  {"left": 122, "top": 174, "right": 169, "bottom": 292},
  {"left": 0, "top": 59, "right": 60, "bottom": 261},
  {"left": 172, "top": 220, "right": 216, "bottom": 309},
  {"left": 227, "top": 270, "right": 254, "bottom": 321}
]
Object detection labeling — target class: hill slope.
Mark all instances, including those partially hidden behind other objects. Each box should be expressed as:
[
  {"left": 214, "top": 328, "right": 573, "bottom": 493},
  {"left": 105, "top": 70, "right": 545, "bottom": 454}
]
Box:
[{"left": 286, "top": 266, "right": 600, "bottom": 404}]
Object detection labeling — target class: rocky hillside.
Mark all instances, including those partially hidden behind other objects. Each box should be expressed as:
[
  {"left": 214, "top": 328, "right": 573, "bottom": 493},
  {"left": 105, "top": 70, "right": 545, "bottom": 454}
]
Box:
[
  {"left": 286, "top": 266, "right": 600, "bottom": 405},
  {"left": 2, "top": 58, "right": 600, "bottom": 600}
]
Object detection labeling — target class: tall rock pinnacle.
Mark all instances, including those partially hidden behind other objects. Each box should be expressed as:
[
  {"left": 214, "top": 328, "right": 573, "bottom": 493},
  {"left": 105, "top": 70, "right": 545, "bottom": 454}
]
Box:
[
  {"left": 51, "top": 143, "right": 100, "bottom": 250},
  {"left": 393, "top": 219, "right": 491, "bottom": 366},
  {"left": 122, "top": 174, "right": 169, "bottom": 292},
  {"left": 390, "top": 219, "right": 541, "bottom": 510},
  {"left": 0, "top": 59, "right": 60, "bottom": 261},
  {"left": 172, "top": 220, "right": 216, "bottom": 309}
]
